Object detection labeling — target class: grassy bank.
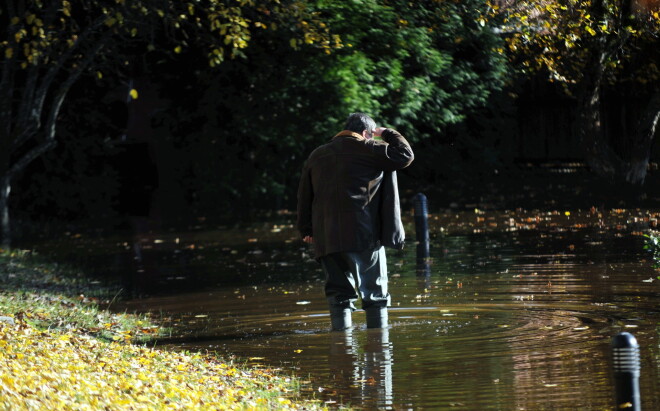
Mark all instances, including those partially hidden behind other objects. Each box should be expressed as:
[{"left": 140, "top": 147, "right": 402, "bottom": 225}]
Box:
[{"left": 0, "top": 250, "right": 325, "bottom": 410}]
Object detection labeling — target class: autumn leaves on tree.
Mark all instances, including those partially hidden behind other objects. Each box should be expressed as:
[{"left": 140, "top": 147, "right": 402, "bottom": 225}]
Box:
[{"left": 497, "top": 0, "right": 660, "bottom": 184}]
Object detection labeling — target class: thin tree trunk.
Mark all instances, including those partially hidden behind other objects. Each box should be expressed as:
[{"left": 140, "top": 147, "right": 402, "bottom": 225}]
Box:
[
  {"left": 578, "top": 0, "right": 640, "bottom": 180},
  {"left": 0, "top": 176, "right": 10, "bottom": 249},
  {"left": 624, "top": 92, "right": 660, "bottom": 184},
  {"left": 579, "top": 68, "right": 619, "bottom": 179}
]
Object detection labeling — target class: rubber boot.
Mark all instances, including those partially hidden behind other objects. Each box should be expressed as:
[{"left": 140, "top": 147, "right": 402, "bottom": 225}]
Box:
[
  {"left": 330, "top": 306, "right": 352, "bottom": 331},
  {"left": 366, "top": 307, "right": 388, "bottom": 329}
]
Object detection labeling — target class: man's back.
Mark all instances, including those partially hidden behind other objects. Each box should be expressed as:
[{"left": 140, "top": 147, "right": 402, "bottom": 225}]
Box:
[
  {"left": 297, "top": 129, "right": 413, "bottom": 258},
  {"left": 308, "top": 133, "right": 388, "bottom": 211}
]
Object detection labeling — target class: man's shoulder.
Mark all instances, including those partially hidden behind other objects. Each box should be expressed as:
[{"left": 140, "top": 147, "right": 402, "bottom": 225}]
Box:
[
  {"left": 307, "top": 141, "right": 333, "bottom": 159},
  {"left": 306, "top": 136, "right": 385, "bottom": 161}
]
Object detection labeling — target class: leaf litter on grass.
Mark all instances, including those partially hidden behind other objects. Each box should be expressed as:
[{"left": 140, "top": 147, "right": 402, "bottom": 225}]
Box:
[
  {"left": 0, "top": 319, "right": 322, "bottom": 409},
  {"left": 0, "top": 250, "right": 326, "bottom": 410}
]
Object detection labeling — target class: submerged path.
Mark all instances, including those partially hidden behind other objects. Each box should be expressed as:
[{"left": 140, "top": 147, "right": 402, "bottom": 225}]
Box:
[{"left": 110, "top": 211, "right": 660, "bottom": 409}]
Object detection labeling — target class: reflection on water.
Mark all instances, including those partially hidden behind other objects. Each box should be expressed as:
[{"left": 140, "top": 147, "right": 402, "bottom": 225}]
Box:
[
  {"left": 327, "top": 329, "right": 393, "bottom": 409},
  {"left": 41, "top": 213, "right": 660, "bottom": 409}
]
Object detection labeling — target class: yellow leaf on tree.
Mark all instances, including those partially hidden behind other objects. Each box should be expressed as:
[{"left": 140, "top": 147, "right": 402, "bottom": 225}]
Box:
[
  {"left": 5, "top": 48, "right": 13, "bottom": 58},
  {"left": 129, "top": 89, "right": 139, "bottom": 99}
]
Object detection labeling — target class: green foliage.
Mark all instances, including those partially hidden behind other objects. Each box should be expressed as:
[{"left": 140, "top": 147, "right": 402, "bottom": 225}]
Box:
[
  {"left": 319, "top": 0, "right": 509, "bottom": 139},
  {"left": 643, "top": 230, "right": 660, "bottom": 278},
  {"left": 158, "top": 0, "right": 509, "bottom": 215}
]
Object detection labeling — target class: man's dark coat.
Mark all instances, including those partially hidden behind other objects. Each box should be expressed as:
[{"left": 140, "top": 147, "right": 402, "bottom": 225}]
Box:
[{"left": 296, "top": 129, "right": 414, "bottom": 259}]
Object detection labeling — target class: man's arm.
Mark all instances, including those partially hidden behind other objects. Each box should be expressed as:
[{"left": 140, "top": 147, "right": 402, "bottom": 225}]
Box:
[
  {"left": 296, "top": 162, "right": 314, "bottom": 242},
  {"left": 372, "top": 127, "right": 414, "bottom": 170}
]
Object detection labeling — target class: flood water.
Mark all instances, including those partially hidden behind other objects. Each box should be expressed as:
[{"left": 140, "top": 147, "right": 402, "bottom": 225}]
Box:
[{"left": 36, "top": 209, "right": 660, "bottom": 409}]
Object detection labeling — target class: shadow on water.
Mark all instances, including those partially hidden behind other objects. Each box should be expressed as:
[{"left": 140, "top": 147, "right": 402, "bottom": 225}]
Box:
[{"left": 30, "top": 211, "right": 660, "bottom": 409}]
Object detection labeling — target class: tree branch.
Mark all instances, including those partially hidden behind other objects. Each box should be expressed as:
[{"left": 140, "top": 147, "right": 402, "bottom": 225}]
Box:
[
  {"left": 33, "top": 14, "right": 110, "bottom": 136},
  {"left": 3, "top": 1, "right": 63, "bottom": 149},
  {"left": 637, "top": 91, "right": 660, "bottom": 142},
  {"left": 7, "top": 140, "right": 57, "bottom": 178},
  {"left": 0, "top": 58, "right": 16, "bottom": 143},
  {"left": 0, "top": 4, "right": 20, "bottom": 140},
  {"left": 44, "top": 30, "right": 113, "bottom": 144},
  {"left": 14, "top": 64, "right": 40, "bottom": 144},
  {"left": 9, "top": 27, "right": 113, "bottom": 178}
]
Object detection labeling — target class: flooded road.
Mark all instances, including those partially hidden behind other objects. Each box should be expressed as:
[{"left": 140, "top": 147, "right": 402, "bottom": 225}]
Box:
[{"left": 112, "top": 213, "right": 660, "bottom": 410}]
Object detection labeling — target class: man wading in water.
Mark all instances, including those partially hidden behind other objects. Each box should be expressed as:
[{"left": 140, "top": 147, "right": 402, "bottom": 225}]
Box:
[{"left": 297, "top": 113, "right": 414, "bottom": 330}]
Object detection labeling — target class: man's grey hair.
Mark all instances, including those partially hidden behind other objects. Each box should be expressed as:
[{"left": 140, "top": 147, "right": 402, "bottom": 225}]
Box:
[{"left": 344, "top": 113, "right": 376, "bottom": 135}]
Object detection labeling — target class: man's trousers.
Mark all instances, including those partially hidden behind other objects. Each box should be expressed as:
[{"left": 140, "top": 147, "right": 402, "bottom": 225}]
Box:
[{"left": 320, "top": 247, "right": 390, "bottom": 329}]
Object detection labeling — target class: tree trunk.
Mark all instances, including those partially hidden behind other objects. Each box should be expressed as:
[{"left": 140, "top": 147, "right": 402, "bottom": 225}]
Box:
[
  {"left": 577, "top": 0, "right": 642, "bottom": 181},
  {"left": 0, "top": 176, "right": 10, "bottom": 249},
  {"left": 623, "top": 92, "right": 660, "bottom": 185},
  {"left": 579, "top": 75, "right": 621, "bottom": 180}
]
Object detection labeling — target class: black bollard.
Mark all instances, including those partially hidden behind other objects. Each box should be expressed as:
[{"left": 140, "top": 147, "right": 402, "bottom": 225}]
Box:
[
  {"left": 413, "top": 193, "right": 430, "bottom": 278},
  {"left": 413, "top": 193, "right": 429, "bottom": 243},
  {"left": 612, "top": 332, "right": 641, "bottom": 411}
]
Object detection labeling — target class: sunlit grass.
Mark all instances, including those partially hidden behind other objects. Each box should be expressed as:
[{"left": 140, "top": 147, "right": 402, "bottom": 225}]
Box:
[
  {"left": 0, "top": 249, "right": 327, "bottom": 409},
  {"left": 0, "top": 248, "right": 158, "bottom": 342},
  {"left": 0, "top": 319, "right": 323, "bottom": 409}
]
